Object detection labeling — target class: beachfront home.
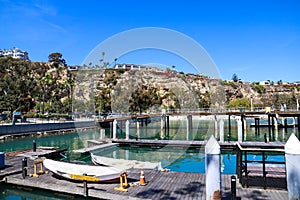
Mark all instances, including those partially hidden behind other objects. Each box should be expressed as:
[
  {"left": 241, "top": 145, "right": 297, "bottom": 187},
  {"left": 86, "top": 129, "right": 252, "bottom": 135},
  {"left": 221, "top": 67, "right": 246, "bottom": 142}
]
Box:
[{"left": 0, "top": 47, "right": 30, "bottom": 61}]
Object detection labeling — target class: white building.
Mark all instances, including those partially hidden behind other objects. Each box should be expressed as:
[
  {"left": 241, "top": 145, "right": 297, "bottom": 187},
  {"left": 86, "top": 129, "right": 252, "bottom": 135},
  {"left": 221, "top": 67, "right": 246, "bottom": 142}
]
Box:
[
  {"left": 0, "top": 47, "right": 30, "bottom": 61},
  {"left": 259, "top": 80, "right": 270, "bottom": 85},
  {"left": 114, "top": 64, "right": 152, "bottom": 70}
]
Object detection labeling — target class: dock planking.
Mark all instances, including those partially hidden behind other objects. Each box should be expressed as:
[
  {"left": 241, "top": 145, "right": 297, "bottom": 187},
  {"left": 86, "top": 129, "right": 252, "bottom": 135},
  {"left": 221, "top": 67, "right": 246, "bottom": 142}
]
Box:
[
  {"left": 90, "top": 138, "right": 285, "bottom": 152},
  {"left": 0, "top": 152, "right": 288, "bottom": 200}
]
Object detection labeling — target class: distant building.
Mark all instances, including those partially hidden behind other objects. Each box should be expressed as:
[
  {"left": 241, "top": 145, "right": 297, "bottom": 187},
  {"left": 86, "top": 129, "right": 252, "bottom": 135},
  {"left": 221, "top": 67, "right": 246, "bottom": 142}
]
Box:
[
  {"left": 67, "top": 65, "right": 80, "bottom": 71},
  {"left": 259, "top": 80, "right": 270, "bottom": 85},
  {"left": 0, "top": 47, "right": 30, "bottom": 61},
  {"left": 114, "top": 64, "right": 153, "bottom": 71}
]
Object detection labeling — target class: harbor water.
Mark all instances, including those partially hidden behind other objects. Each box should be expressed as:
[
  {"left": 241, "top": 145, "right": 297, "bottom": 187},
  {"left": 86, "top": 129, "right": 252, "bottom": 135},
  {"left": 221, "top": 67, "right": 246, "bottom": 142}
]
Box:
[{"left": 0, "top": 118, "right": 298, "bottom": 199}]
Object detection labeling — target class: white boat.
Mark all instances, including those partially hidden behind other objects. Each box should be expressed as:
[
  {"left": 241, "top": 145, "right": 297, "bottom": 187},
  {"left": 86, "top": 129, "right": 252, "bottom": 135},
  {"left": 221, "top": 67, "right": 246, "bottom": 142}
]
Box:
[
  {"left": 43, "top": 159, "right": 121, "bottom": 182},
  {"left": 91, "top": 153, "right": 163, "bottom": 171}
]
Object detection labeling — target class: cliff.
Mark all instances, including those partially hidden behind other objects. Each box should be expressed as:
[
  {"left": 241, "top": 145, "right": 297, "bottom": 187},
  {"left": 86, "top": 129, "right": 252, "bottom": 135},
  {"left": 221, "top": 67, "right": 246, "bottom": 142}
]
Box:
[{"left": 73, "top": 68, "right": 300, "bottom": 113}]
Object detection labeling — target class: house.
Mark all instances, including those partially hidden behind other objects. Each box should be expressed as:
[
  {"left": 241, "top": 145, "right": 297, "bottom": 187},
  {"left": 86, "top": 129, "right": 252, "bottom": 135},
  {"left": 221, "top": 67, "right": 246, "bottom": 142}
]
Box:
[
  {"left": 259, "top": 80, "right": 270, "bottom": 85},
  {"left": 114, "top": 63, "right": 153, "bottom": 70},
  {"left": 0, "top": 47, "right": 30, "bottom": 61}
]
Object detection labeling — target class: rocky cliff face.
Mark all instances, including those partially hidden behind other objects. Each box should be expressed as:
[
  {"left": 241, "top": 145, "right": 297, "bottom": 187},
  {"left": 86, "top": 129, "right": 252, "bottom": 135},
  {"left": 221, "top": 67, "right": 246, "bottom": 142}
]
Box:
[{"left": 73, "top": 68, "right": 300, "bottom": 113}]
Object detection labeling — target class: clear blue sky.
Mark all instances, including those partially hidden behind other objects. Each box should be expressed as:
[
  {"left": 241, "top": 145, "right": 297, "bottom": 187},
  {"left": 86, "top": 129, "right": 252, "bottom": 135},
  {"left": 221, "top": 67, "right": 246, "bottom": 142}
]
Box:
[{"left": 0, "top": 0, "right": 299, "bottom": 82}]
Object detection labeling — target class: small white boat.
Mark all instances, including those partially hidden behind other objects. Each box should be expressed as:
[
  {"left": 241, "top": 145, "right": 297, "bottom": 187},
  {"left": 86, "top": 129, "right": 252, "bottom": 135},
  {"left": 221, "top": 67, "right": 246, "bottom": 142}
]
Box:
[
  {"left": 91, "top": 153, "right": 162, "bottom": 171},
  {"left": 43, "top": 159, "right": 121, "bottom": 182}
]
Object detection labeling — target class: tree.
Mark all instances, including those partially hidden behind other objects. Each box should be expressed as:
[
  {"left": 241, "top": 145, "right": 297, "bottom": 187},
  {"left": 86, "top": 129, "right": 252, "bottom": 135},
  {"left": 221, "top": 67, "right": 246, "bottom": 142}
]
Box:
[
  {"left": 228, "top": 98, "right": 251, "bottom": 109},
  {"left": 48, "top": 52, "right": 66, "bottom": 67},
  {"left": 232, "top": 73, "right": 238, "bottom": 82},
  {"left": 0, "top": 57, "right": 37, "bottom": 113},
  {"left": 38, "top": 74, "right": 53, "bottom": 114}
]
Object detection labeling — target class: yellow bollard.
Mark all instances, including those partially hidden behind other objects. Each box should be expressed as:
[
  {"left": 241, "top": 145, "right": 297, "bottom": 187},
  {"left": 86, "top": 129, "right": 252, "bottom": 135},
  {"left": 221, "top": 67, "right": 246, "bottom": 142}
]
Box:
[
  {"left": 29, "top": 159, "right": 48, "bottom": 178},
  {"left": 114, "top": 172, "right": 134, "bottom": 192}
]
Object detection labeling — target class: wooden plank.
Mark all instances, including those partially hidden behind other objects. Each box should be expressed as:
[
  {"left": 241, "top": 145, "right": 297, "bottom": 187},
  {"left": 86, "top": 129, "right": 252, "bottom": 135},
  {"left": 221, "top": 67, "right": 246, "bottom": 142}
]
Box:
[{"left": 0, "top": 153, "right": 289, "bottom": 200}]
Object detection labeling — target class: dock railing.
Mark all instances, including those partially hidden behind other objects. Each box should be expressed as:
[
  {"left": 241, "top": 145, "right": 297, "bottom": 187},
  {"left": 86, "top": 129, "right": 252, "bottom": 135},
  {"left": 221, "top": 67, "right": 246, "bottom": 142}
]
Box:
[{"left": 236, "top": 142, "right": 286, "bottom": 189}]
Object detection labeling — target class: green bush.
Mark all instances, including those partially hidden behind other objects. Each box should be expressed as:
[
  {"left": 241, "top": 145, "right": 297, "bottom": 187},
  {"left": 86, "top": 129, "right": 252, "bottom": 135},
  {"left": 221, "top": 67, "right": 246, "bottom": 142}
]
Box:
[{"left": 228, "top": 98, "right": 251, "bottom": 109}]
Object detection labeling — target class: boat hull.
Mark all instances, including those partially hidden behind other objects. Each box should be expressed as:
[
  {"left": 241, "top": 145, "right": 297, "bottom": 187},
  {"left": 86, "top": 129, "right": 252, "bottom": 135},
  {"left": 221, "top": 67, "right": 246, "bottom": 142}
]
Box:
[{"left": 43, "top": 159, "right": 121, "bottom": 182}]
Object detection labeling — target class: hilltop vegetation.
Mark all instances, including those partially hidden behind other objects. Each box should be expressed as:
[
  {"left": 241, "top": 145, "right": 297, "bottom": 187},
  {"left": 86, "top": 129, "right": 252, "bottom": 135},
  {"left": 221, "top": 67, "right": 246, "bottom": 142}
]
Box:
[
  {"left": 1, "top": 57, "right": 299, "bottom": 118},
  {"left": 0, "top": 56, "right": 73, "bottom": 116}
]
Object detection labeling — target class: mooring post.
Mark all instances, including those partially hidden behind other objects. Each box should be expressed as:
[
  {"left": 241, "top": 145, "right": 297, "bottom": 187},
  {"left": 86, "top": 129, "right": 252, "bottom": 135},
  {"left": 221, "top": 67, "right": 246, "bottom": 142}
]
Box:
[
  {"left": 166, "top": 116, "right": 170, "bottom": 138},
  {"left": 298, "top": 116, "right": 300, "bottom": 134},
  {"left": 83, "top": 173, "right": 88, "bottom": 197},
  {"left": 231, "top": 175, "right": 236, "bottom": 200},
  {"left": 237, "top": 119, "right": 243, "bottom": 142},
  {"left": 33, "top": 140, "right": 36, "bottom": 152},
  {"left": 136, "top": 119, "right": 140, "bottom": 140},
  {"left": 214, "top": 115, "right": 218, "bottom": 138},
  {"left": 0, "top": 152, "right": 5, "bottom": 170},
  {"left": 113, "top": 119, "right": 117, "bottom": 139},
  {"left": 292, "top": 117, "right": 296, "bottom": 130},
  {"left": 110, "top": 122, "right": 113, "bottom": 138},
  {"left": 186, "top": 115, "right": 192, "bottom": 141},
  {"left": 227, "top": 115, "right": 231, "bottom": 142},
  {"left": 100, "top": 129, "right": 105, "bottom": 139},
  {"left": 241, "top": 114, "right": 246, "bottom": 141},
  {"left": 285, "top": 133, "right": 300, "bottom": 199},
  {"left": 268, "top": 114, "right": 271, "bottom": 137},
  {"left": 274, "top": 117, "right": 278, "bottom": 141},
  {"left": 205, "top": 135, "right": 221, "bottom": 200},
  {"left": 160, "top": 114, "right": 165, "bottom": 139},
  {"left": 284, "top": 118, "right": 288, "bottom": 132},
  {"left": 22, "top": 157, "right": 27, "bottom": 179},
  {"left": 125, "top": 120, "right": 130, "bottom": 140},
  {"left": 219, "top": 119, "right": 224, "bottom": 142}
]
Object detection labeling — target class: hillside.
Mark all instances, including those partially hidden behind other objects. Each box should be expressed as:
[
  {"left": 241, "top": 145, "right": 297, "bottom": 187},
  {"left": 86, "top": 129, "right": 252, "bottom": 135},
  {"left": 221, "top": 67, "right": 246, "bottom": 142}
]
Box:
[{"left": 73, "top": 68, "right": 300, "bottom": 114}]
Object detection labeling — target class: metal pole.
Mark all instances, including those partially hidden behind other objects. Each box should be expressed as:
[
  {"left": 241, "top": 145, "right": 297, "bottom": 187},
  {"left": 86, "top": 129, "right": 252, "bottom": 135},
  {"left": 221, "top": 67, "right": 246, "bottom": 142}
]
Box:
[
  {"left": 22, "top": 157, "right": 27, "bottom": 179},
  {"left": 244, "top": 151, "right": 248, "bottom": 187},
  {"left": 262, "top": 151, "right": 266, "bottom": 189},
  {"left": 33, "top": 140, "right": 36, "bottom": 152},
  {"left": 231, "top": 175, "right": 236, "bottom": 200},
  {"left": 228, "top": 115, "right": 231, "bottom": 142},
  {"left": 83, "top": 173, "right": 88, "bottom": 197},
  {"left": 241, "top": 115, "right": 245, "bottom": 142}
]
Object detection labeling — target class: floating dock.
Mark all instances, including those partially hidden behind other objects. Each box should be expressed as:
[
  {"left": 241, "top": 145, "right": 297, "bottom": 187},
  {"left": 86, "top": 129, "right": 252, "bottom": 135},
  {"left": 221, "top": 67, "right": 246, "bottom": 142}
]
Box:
[
  {"left": 0, "top": 146, "right": 288, "bottom": 199},
  {"left": 87, "top": 138, "right": 285, "bottom": 151}
]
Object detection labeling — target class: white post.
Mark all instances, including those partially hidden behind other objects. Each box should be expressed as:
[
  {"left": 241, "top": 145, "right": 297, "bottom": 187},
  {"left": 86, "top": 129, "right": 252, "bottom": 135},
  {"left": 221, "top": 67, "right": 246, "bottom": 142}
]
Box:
[
  {"left": 205, "top": 135, "right": 221, "bottom": 200},
  {"left": 274, "top": 117, "right": 278, "bottom": 131},
  {"left": 161, "top": 115, "right": 165, "bottom": 139},
  {"left": 186, "top": 115, "right": 192, "bottom": 141},
  {"left": 125, "top": 149, "right": 129, "bottom": 160},
  {"left": 219, "top": 119, "right": 224, "bottom": 142},
  {"left": 125, "top": 120, "right": 130, "bottom": 140},
  {"left": 136, "top": 120, "right": 140, "bottom": 139},
  {"left": 113, "top": 119, "right": 117, "bottom": 139},
  {"left": 292, "top": 117, "right": 296, "bottom": 129},
  {"left": 237, "top": 119, "right": 243, "bottom": 142},
  {"left": 100, "top": 129, "right": 105, "bottom": 139},
  {"left": 243, "top": 117, "right": 247, "bottom": 135},
  {"left": 214, "top": 115, "right": 218, "bottom": 138},
  {"left": 285, "top": 133, "right": 300, "bottom": 199},
  {"left": 297, "top": 99, "right": 299, "bottom": 111}
]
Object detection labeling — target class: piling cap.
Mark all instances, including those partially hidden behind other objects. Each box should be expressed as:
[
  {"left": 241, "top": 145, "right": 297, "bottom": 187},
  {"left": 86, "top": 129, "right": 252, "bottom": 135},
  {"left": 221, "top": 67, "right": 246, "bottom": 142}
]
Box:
[
  {"left": 205, "top": 135, "right": 220, "bottom": 155},
  {"left": 285, "top": 133, "right": 300, "bottom": 155}
]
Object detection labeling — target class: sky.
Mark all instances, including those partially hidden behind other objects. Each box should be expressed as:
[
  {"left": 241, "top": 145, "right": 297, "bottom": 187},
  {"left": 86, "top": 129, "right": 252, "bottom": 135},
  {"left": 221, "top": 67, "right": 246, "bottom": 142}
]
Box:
[{"left": 0, "top": 0, "right": 299, "bottom": 82}]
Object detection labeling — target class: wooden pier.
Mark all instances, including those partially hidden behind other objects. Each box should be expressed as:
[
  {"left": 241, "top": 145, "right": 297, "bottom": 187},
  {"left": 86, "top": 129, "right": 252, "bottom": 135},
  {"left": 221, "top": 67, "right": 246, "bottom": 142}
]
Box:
[{"left": 0, "top": 146, "right": 288, "bottom": 200}]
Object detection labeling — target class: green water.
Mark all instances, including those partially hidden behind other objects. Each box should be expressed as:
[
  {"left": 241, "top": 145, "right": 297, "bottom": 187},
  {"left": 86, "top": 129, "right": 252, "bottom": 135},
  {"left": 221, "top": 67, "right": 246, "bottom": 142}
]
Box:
[{"left": 117, "top": 118, "right": 299, "bottom": 142}]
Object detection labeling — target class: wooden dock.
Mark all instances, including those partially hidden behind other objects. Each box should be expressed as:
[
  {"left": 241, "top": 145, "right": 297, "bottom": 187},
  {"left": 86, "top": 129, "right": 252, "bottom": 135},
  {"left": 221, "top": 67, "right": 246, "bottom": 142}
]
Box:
[
  {"left": 0, "top": 150, "right": 288, "bottom": 200},
  {"left": 87, "top": 139, "right": 285, "bottom": 151}
]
